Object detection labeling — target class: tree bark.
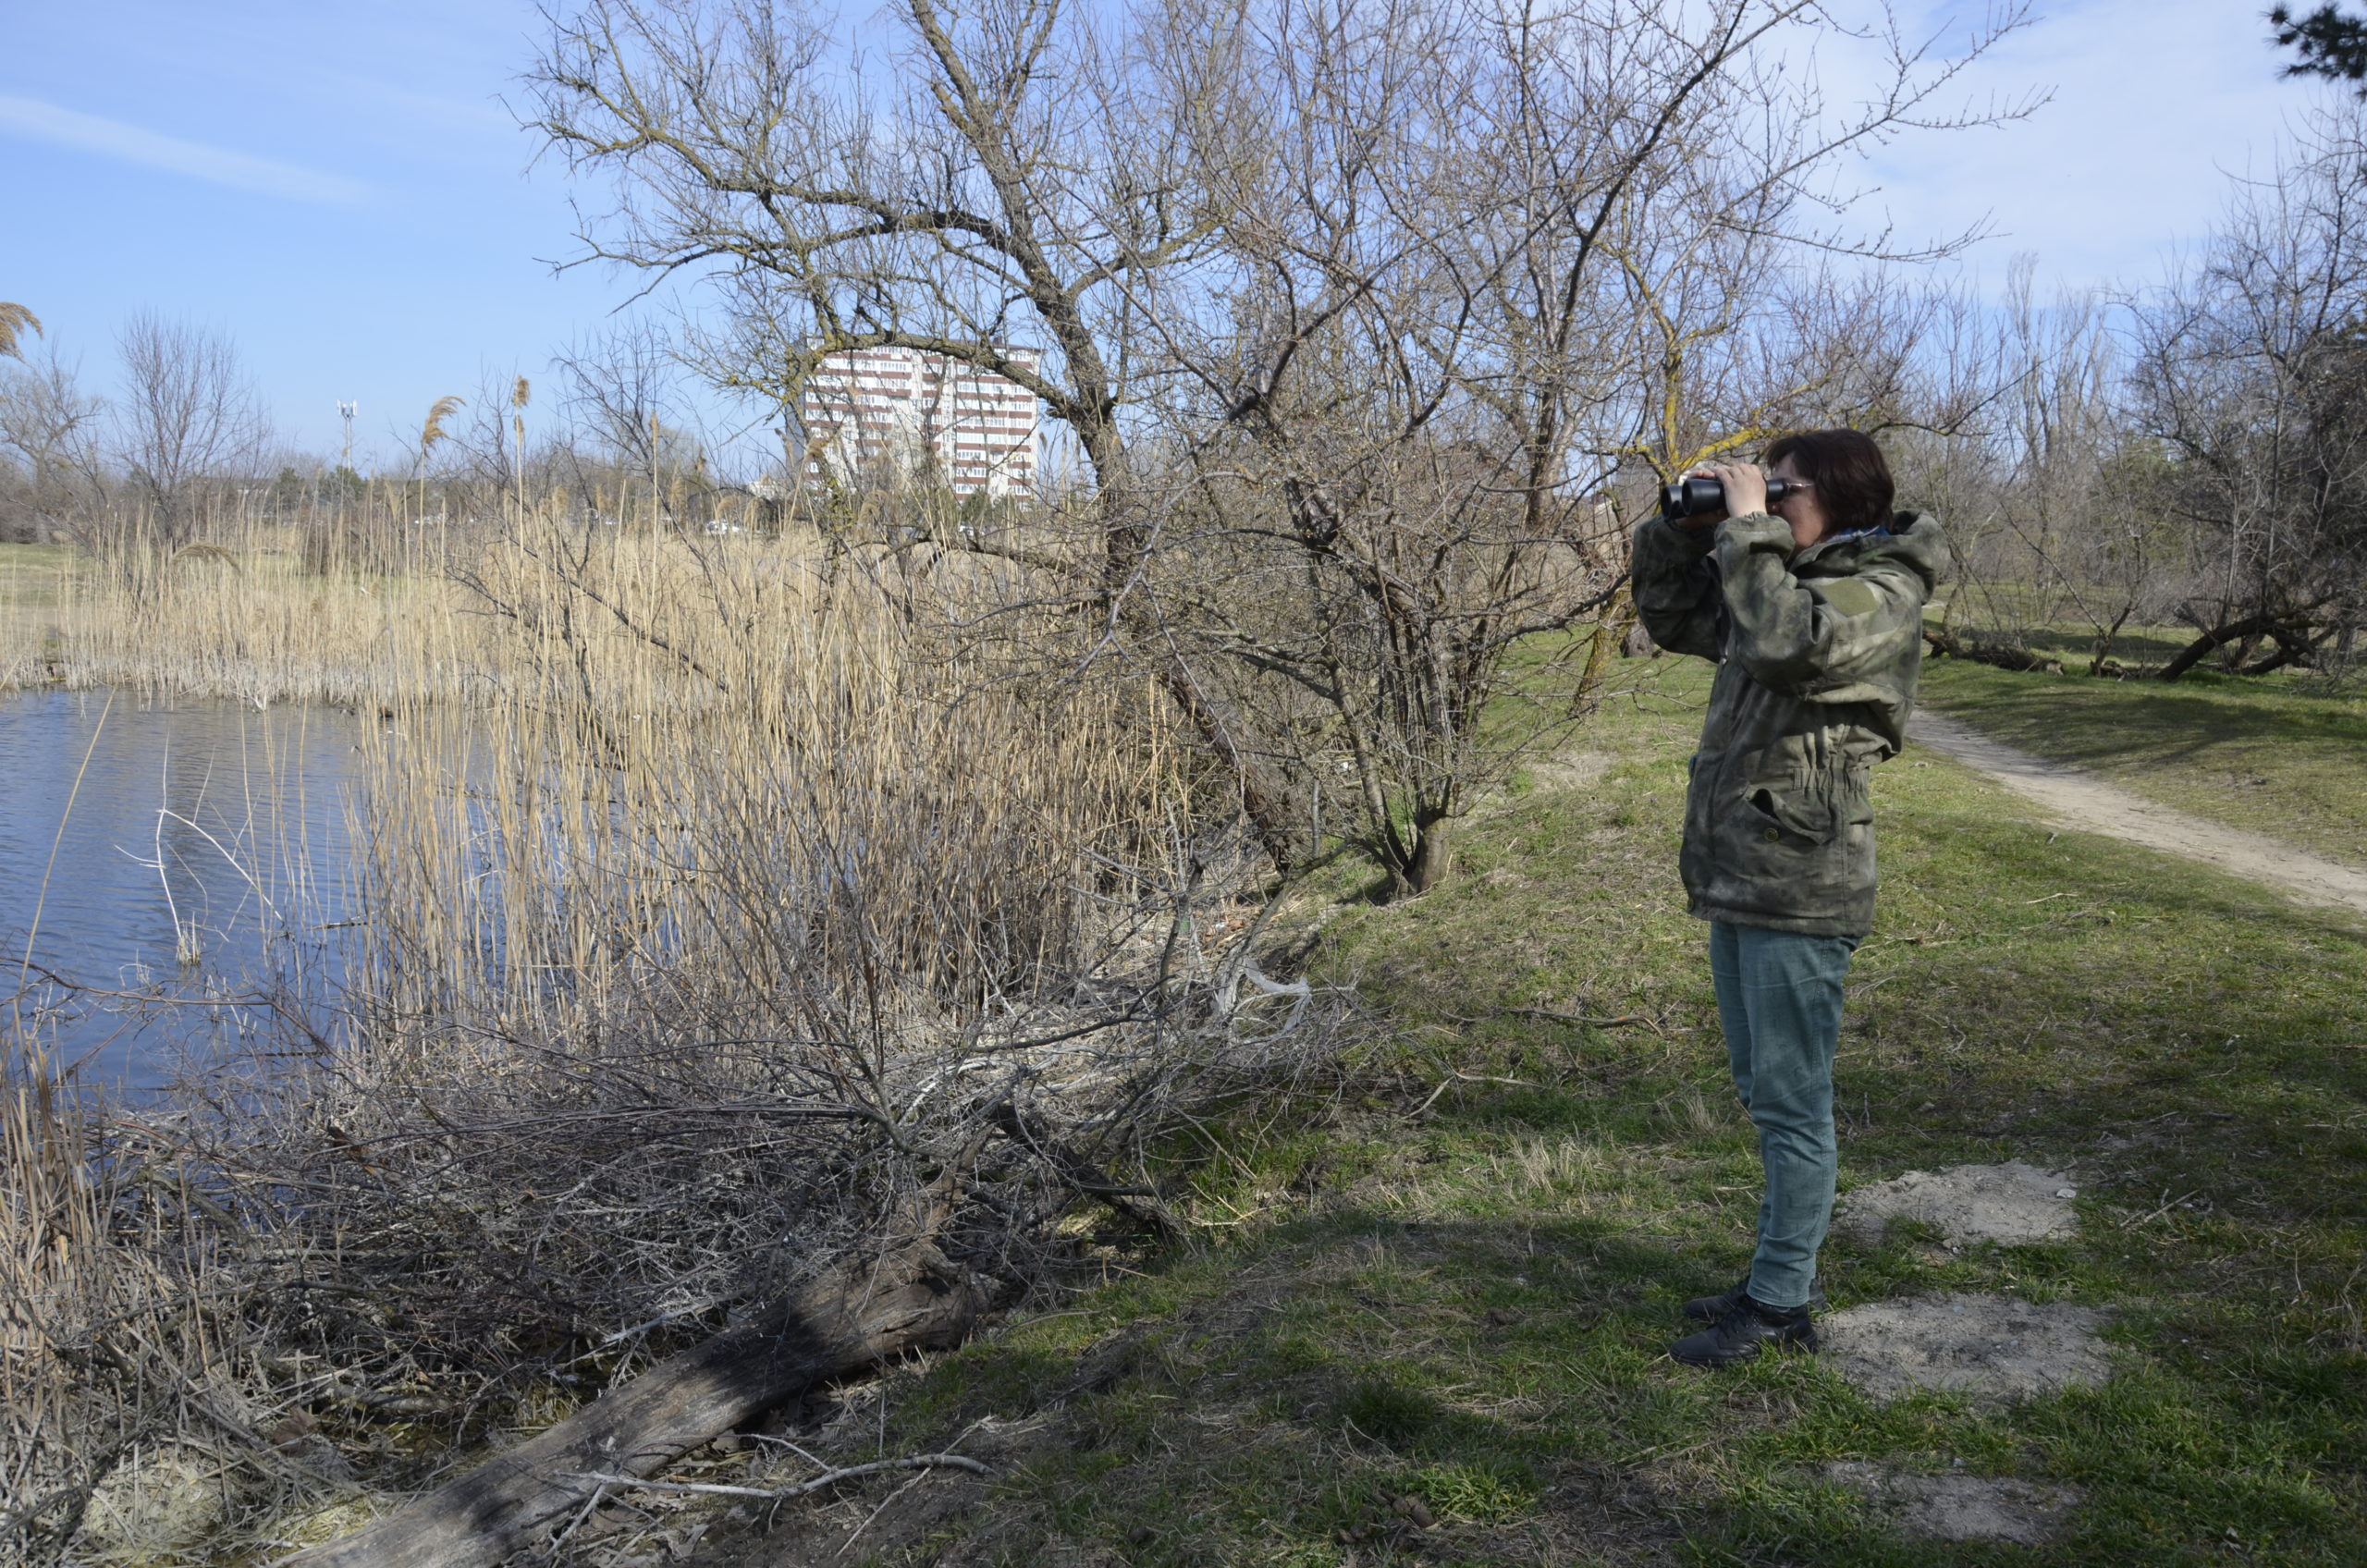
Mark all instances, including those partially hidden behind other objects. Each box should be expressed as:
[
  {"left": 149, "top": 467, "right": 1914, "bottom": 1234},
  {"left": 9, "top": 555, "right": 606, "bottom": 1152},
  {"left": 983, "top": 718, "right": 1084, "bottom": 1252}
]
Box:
[
  {"left": 1151, "top": 662, "right": 1299, "bottom": 873},
  {"left": 1573, "top": 594, "right": 1635, "bottom": 715},
  {"left": 1399, "top": 814, "right": 1453, "bottom": 898},
  {"left": 278, "top": 1222, "right": 991, "bottom": 1568}
]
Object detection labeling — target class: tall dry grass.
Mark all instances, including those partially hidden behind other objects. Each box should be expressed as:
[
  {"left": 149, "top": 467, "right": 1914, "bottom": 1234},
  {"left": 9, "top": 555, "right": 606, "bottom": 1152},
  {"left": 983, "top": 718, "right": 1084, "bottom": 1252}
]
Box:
[
  {"left": 0, "top": 1063, "right": 340, "bottom": 1564},
  {"left": 0, "top": 1073, "right": 153, "bottom": 1560},
  {"left": 9, "top": 518, "right": 462, "bottom": 708},
  {"left": 3, "top": 503, "right": 1319, "bottom": 1562}
]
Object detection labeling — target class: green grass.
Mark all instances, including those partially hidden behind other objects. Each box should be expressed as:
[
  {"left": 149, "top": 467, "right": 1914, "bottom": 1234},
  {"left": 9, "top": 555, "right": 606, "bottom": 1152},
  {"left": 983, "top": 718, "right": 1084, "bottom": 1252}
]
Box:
[
  {"left": 0, "top": 541, "right": 76, "bottom": 607},
  {"left": 1919, "top": 657, "right": 2367, "bottom": 869},
  {"left": 669, "top": 658, "right": 2366, "bottom": 1566},
  {"left": 1927, "top": 590, "right": 2210, "bottom": 671}
]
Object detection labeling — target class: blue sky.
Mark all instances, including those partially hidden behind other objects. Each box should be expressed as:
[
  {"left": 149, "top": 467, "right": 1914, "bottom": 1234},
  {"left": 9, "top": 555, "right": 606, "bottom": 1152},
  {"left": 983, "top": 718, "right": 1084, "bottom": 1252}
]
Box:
[
  {"left": 2, "top": 0, "right": 632, "bottom": 468},
  {"left": 1847, "top": 0, "right": 2344, "bottom": 282},
  {"left": 0, "top": 0, "right": 2340, "bottom": 468}
]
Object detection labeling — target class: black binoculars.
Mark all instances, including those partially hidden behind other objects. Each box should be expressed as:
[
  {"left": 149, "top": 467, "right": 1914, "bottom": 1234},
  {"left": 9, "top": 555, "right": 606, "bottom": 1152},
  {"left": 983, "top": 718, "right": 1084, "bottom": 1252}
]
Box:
[{"left": 1660, "top": 474, "right": 1802, "bottom": 518}]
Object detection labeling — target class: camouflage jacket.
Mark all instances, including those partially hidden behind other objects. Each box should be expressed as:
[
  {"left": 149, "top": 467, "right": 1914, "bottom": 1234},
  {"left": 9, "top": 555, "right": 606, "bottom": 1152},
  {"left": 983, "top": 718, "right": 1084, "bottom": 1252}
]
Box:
[{"left": 1630, "top": 508, "right": 1950, "bottom": 937}]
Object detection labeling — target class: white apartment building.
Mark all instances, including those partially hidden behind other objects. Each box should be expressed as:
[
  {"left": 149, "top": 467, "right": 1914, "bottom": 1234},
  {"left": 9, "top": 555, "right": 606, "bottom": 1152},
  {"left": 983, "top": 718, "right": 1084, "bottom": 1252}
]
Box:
[{"left": 799, "top": 345, "right": 1040, "bottom": 498}]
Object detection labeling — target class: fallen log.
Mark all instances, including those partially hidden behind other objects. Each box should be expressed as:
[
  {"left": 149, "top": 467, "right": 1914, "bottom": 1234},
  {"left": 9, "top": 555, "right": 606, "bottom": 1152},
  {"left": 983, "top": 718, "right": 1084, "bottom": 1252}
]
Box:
[
  {"left": 277, "top": 1207, "right": 993, "bottom": 1568},
  {"left": 2154, "top": 612, "right": 2317, "bottom": 681},
  {"left": 1920, "top": 625, "right": 2064, "bottom": 674}
]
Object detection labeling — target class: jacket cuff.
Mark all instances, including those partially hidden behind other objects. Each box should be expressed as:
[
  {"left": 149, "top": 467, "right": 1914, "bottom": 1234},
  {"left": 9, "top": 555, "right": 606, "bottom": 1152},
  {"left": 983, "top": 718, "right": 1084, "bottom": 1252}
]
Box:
[
  {"left": 1635, "top": 511, "right": 1719, "bottom": 567},
  {"left": 1714, "top": 511, "right": 1794, "bottom": 563}
]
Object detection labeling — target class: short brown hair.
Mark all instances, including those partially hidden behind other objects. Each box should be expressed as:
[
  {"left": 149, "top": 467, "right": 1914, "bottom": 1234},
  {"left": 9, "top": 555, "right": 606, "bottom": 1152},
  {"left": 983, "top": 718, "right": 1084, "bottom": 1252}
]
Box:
[{"left": 1763, "top": 429, "right": 1896, "bottom": 535}]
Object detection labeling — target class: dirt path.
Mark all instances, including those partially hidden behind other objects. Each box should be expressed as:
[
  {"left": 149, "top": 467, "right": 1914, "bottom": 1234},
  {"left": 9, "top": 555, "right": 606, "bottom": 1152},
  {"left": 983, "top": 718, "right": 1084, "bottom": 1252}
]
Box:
[{"left": 1907, "top": 710, "right": 2367, "bottom": 916}]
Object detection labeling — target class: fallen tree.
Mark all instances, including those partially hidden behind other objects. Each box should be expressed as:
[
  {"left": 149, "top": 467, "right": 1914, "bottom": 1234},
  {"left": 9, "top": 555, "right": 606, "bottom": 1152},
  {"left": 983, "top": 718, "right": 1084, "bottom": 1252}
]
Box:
[
  {"left": 238, "top": 940, "right": 1318, "bottom": 1560},
  {"left": 1921, "top": 624, "right": 2067, "bottom": 675},
  {"left": 260, "top": 949, "right": 1327, "bottom": 1565},
  {"left": 279, "top": 1180, "right": 992, "bottom": 1568},
  {"left": 2154, "top": 612, "right": 2322, "bottom": 680}
]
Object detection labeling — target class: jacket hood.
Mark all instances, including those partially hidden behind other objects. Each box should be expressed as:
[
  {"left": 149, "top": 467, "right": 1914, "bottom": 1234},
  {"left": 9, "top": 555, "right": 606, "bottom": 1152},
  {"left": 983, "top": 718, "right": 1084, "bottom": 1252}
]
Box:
[{"left": 1800, "top": 508, "right": 1950, "bottom": 593}]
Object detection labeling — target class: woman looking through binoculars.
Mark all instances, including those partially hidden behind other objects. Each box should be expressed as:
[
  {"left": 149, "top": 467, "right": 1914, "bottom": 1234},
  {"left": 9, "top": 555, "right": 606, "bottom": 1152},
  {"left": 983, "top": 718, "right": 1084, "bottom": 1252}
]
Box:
[{"left": 1628, "top": 429, "right": 1950, "bottom": 1366}]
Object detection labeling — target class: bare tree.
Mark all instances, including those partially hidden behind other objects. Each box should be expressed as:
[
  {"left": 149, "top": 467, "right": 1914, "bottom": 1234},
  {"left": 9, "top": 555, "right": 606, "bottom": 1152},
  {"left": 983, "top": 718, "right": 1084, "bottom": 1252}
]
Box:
[
  {"left": 520, "top": 0, "right": 1322, "bottom": 860},
  {"left": 0, "top": 343, "right": 106, "bottom": 545},
  {"left": 2020, "top": 294, "right": 2182, "bottom": 673},
  {"left": 552, "top": 325, "right": 709, "bottom": 522},
  {"left": 112, "top": 314, "right": 267, "bottom": 552},
  {"left": 2124, "top": 104, "right": 2367, "bottom": 678},
  {"left": 1125, "top": 0, "right": 2032, "bottom": 891},
  {"left": 524, "top": 0, "right": 1192, "bottom": 515},
  {"left": 524, "top": 0, "right": 2036, "bottom": 894},
  {"left": 1934, "top": 263, "right": 2184, "bottom": 674}
]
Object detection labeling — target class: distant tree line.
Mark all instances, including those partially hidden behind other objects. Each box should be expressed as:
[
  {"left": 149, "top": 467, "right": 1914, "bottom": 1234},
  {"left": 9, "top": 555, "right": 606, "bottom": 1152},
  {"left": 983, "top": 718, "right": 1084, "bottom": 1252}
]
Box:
[
  {"left": 0, "top": 313, "right": 777, "bottom": 570},
  {"left": 1895, "top": 105, "right": 2367, "bottom": 683}
]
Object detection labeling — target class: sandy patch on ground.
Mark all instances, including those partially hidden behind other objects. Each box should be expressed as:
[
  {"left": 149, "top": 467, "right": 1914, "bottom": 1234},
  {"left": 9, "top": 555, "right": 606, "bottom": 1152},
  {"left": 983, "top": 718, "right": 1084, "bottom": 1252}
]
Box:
[
  {"left": 1823, "top": 1461, "right": 2082, "bottom": 1544},
  {"left": 1521, "top": 750, "right": 1613, "bottom": 794},
  {"left": 1820, "top": 1292, "right": 2114, "bottom": 1405},
  {"left": 1907, "top": 711, "right": 2367, "bottom": 914},
  {"left": 1835, "top": 1161, "right": 2078, "bottom": 1247}
]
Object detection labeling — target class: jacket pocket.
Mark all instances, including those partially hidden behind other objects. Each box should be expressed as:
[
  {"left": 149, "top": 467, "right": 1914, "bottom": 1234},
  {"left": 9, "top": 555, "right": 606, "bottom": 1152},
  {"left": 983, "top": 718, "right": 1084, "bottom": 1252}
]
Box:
[
  {"left": 1743, "top": 780, "right": 1836, "bottom": 846},
  {"left": 1838, "top": 762, "right": 1873, "bottom": 826}
]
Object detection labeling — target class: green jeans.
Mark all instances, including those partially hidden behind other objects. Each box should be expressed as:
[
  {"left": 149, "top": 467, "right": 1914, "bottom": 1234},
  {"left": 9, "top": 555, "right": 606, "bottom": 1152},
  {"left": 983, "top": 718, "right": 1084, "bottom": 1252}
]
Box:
[{"left": 1709, "top": 921, "right": 1859, "bottom": 1310}]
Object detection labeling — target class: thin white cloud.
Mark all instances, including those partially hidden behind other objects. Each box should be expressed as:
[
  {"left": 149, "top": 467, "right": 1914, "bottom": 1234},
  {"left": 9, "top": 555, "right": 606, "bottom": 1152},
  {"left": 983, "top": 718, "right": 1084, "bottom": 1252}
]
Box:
[{"left": 0, "top": 94, "right": 370, "bottom": 206}]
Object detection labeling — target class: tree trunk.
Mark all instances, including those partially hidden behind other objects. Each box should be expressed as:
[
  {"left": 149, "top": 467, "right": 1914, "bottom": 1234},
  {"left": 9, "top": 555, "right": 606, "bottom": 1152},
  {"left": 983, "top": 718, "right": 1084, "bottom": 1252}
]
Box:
[
  {"left": 1152, "top": 663, "right": 1300, "bottom": 874},
  {"left": 2156, "top": 614, "right": 2294, "bottom": 682},
  {"left": 1389, "top": 812, "right": 1453, "bottom": 900},
  {"left": 1572, "top": 595, "right": 1634, "bottom": 716},
  {"left": 2237, "top": 632, "right": 2314, "bottom": 676},
  {"left": 280, "top": 1223, "right": 991, "bottom": 1568},
  {"left": 2086, "top": 605, "right": 2134, "bottom": 677}
]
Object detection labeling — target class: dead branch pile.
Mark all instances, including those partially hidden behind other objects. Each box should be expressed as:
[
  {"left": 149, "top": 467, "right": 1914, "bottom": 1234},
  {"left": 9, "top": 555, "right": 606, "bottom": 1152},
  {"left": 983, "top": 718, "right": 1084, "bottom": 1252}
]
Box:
[{"left": 260, "top": 960, "right": 1333, "bottom": 1568}]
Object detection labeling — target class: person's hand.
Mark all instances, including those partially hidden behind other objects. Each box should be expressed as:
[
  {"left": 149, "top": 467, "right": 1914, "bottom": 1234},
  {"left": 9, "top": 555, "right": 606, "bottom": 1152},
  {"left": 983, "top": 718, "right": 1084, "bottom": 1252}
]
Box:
[
  {"left": 1671, "top": 462, "right": 1770, "bottom": 530},
  {"left": 1708, "top": 460, "right": 1768, "bottom": 520}
]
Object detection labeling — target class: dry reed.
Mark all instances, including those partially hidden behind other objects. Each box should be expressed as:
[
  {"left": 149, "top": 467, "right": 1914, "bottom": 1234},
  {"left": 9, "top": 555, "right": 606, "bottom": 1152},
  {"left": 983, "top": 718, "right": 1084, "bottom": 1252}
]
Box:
[{"left": 0, "top": 303, "right": 40, "bottom": 362}]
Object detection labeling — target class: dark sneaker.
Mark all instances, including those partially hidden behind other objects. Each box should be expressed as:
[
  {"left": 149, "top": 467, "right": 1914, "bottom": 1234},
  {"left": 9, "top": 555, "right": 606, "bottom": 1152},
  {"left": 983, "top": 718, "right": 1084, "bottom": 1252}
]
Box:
[
  {"left": 1682, "top": 1276, "right": 1827, "bottom": 1322},
  {"left": 1669, "top": 1295, "right": 1818, "bottom": 1367}
]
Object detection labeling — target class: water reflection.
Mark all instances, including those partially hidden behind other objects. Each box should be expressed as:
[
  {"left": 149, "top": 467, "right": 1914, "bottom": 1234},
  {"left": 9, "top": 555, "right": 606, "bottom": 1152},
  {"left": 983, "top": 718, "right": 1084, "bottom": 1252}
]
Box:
[{"left": 0, "top": 689, "right": 362, "bottom": 1087}]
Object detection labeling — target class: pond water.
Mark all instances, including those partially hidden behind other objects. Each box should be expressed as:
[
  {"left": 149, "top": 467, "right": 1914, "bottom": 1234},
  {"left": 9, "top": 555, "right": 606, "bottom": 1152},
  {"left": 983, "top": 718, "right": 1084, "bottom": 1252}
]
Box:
[{"left": 0, "top": 689, "right": 364, "bottom": 1087}]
